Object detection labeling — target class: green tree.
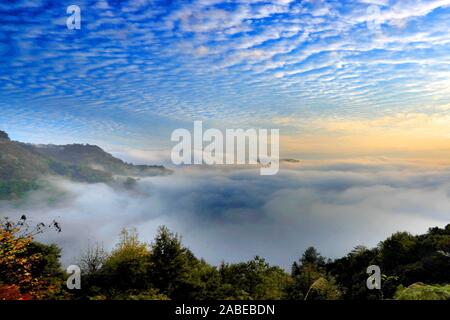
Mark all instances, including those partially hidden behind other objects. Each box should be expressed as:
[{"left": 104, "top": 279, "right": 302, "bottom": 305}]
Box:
[
  {"left": 96, "top": 228, "right": 151, "bottom": 297},
  {"left": 288, "top": 247, "right": 341, "bottom": 300},
  {"left": 148, "top": 226, "right": 193, "bottom": 299},
  {"left": 394, "top": 283, "right": 450, "bottom": 300},
  {"left": 219, "top": 256, "right": 291, "bottom": 300},
  {"left": 379, "top": 232, "right": 418, "bottom": 271},
  {"left": 174, "top": 256, "right": 222, "bottom": 300},
  {"left": 327, "top": 245, "right": 380, "bottom": 300}
]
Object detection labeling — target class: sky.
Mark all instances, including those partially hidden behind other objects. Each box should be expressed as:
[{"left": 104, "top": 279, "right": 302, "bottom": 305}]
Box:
[{"left": 1, "top": 0, "right": 450, "bottom": 163}]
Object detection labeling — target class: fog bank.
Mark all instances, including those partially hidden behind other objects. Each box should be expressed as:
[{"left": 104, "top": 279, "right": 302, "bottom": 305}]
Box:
[{"left": 1, "top": 162, "right": 449, "bottom": 269}]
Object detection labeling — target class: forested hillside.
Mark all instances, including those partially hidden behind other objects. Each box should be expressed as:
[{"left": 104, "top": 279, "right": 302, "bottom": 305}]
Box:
[
  {"left": 0, "top": 130, "right": 171, "bottom": 199},
  {"left": 1, "top": 215, "right": 449, "bottom": 300},
  {"left": 25, "top": 143, "right": 170, "bottom": 178}
]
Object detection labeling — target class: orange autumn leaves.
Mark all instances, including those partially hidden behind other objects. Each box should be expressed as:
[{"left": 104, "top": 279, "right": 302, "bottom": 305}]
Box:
[{"left": 0, "top": 218, "right": 62, "bottom": 300}]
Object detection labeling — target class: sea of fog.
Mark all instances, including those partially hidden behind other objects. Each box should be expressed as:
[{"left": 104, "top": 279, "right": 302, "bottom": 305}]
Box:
[{"left": 1, "top": 162, "right": 449, "bottom": 269}]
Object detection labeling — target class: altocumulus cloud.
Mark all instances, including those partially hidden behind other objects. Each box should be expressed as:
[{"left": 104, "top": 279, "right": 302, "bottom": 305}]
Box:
[
  {"left": 2, "top": 0, "right": 450, "bottom": 141},
  {"left": 1, "top": 163, "right": 449, "bottom": 268}
]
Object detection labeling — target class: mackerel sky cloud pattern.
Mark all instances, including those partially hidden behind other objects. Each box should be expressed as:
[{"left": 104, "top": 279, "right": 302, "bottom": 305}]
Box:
[{"left": 1, "top": 0, "right": 450, "bottom": 141}]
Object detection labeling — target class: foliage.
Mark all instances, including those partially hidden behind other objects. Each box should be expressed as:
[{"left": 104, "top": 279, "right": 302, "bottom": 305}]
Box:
[
  {"left": 327, "top": 224, "right": 450, "bottom": 299},
  {"left": 79, "top": 242, "right": 108, "bottom": 275},
  {"left": 116, "top": 289, "right": 170, "bottom": 300},
  {"left": 326, "top": 245, "right": 381, "bottom": 299},
  {"left": 0, "top": 130, "right": 171, "bottom": 200},
  {"left": 1, "top": 215, "right": 449, "bottom": 301},
  {"left": 394, "top": 283, "right": 450, "bottom": 300},
  {"left": 84, "top": 228, "right": 151, "bottom": 297},
  {"left": 0, "top": 215, "right": 65, "bottom": 299},
  {"left": 288, "top": 247, "right": 341, "bottom": 300},
  {"left": 0, "top": 284, "right": 32, "bottom": 300},
  {"left": 148, "top": 226, "right": 197, "bottom": 299},
  {"left": 219, "top": 256, "right": 292, "bottom": 300},
  {"left": 0, "top": 180, "right": 40, "bottom": 200}
]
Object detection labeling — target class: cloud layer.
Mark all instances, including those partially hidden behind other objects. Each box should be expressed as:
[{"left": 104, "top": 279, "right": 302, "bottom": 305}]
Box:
[
  {"left": 1, "top": 162, "right": 449, "bottom": 269},
  {"left": 1, "top": 0, "right": 450, "bottom": 143}
]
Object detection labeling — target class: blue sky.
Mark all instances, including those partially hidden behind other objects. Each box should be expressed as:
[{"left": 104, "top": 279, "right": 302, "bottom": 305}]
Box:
[{"left": 1, "top": 0, "right": 450, "bottom": 161}]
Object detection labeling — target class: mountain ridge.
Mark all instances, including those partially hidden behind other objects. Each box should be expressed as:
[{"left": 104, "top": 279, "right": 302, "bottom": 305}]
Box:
[
  {"left": 0, "top": 130, "right": 171, "bottom": 199},
  {"left": 0, "top": 130, "right": 10, "bottom": 141}
]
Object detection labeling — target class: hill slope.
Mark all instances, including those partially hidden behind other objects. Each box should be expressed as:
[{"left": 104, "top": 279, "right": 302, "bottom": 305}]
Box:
[
  {"left": 25, "top": 143, "right": 169, "bottom": 177},
  {"left": 0, "top": 130, "right": 171, "bottom": 199}
]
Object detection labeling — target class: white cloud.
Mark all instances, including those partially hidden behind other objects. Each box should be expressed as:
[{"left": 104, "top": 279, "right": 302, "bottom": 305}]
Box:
[{"left": 2, "top": 163, "right": 449, "bottom": 268}]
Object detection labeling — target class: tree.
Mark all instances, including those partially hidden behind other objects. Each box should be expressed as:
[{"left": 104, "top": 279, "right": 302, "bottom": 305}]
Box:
[
  {"left": 99, "top": 228, "right": 151, "bottom": 294},
  {"left": 79, "top": 242, "right": 108, "bottom": 275},
  {"left": 379, "top": 232, "right": 418, "bottom": 272},
  {"left": 304, "top": 277, "right": 340, "bottom": 300},
  {"left": 288, "top": 247, "right": 341, "bottom": 300},
  {"left": 394, "top": 283, "right": 450, "bottom": 300},
  {"left": 327, "top": 245, "right": 380, "bottom": 300},
  {"left": 174, "top": 256, "right": 222, "bottom": 300},
  {"left": 25, "top": 242, "right": 66, "bottom": 298},
  {"left": 0, "top": 215, "right": 64, "bottom": 299},
  {"left": 219, "top": 256, "right": 291, "bottom": 300},
  {"left": 148, "top": 226, "right": 192, "bottom": 298},
  {"left": 298, "top": 247, "right": 326, "bottom": 267}
]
